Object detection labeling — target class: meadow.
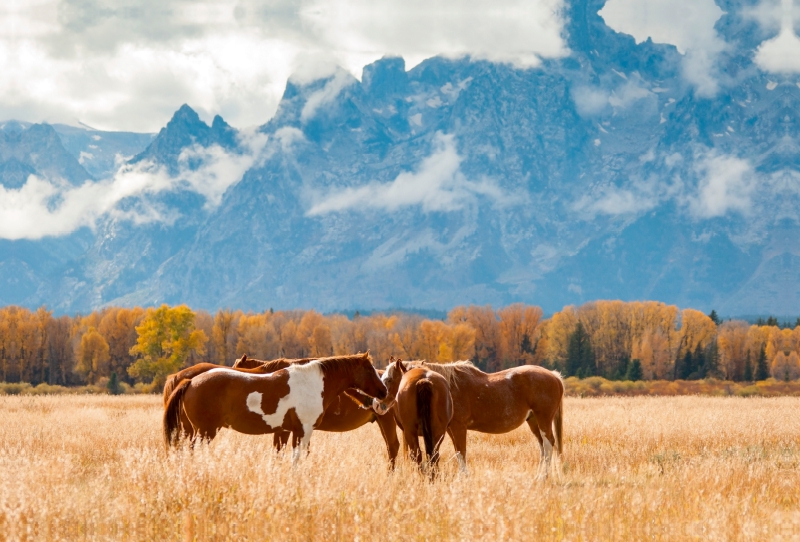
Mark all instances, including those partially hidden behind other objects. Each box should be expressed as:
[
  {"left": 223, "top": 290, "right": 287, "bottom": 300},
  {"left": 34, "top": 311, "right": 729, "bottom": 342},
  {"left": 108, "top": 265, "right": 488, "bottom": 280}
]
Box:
[{"left": 0, "top": 395, "right": 797, "bottom": 541}]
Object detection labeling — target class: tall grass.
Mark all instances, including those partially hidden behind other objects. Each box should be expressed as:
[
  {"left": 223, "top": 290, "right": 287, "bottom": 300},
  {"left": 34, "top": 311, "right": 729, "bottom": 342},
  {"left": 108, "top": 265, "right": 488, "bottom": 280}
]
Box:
[{"left": 0, "top": 395, "right": 797, "bottom": 540}]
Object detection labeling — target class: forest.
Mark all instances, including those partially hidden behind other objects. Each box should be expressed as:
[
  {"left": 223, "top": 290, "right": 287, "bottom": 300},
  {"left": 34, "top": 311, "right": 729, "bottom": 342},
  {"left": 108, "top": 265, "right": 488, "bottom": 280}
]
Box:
[{"left": 0, "top": 301, "right": 798, "bottom": 391}]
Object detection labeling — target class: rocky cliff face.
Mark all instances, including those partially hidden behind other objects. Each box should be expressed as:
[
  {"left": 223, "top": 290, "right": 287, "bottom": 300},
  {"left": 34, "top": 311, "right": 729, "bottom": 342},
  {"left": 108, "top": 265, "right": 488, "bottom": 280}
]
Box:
[{"left": 2, "top": 0, "right": 798, "bottom": 315}]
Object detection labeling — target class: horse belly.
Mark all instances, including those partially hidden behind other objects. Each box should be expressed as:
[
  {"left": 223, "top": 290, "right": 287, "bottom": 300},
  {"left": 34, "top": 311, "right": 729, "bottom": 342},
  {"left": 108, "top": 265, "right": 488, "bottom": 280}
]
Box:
[
  {"left": 465, "top": 390, "right": 529, "bottom": 434},
  {"left": 316, "top": 399, "right": 372, "bottom": 432}
]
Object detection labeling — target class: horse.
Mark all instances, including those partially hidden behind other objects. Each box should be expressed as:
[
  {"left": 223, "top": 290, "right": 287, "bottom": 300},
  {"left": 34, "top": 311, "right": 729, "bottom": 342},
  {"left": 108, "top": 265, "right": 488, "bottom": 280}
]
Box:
[
  {"left": 163, "top": 353, "right": 388, "bottom": 465},
  {"left": 374, "top": 359, "right": 564, "bottom": 479},
  {"left": 162, "top": 356, "right": 300, "bottom": 406},
  {"left": 229, "top": 355, "right": 402, "bottom": 466},
  {"left": 391, "top": 362, "right": 453, "bottom": 478}
]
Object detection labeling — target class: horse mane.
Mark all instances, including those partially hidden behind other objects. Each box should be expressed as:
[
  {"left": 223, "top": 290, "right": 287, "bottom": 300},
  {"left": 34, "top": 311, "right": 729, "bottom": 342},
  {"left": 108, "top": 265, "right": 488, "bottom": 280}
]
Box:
[
  {"left": 258, "top": 357, "right": 314, "bottom": 372},
  {"left": 409, "top": 360, "right": 480, "bottom": 389},
  {"left": 314, "top": 352, "right": 373, "bottom": 377}
]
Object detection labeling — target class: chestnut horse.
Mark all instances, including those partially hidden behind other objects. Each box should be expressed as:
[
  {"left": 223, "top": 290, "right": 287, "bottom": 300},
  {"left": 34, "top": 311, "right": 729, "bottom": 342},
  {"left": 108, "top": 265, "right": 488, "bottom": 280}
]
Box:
[
  {"left": 375, "top": 360, "right": 564, "bottom": 478},
  {"left": 392, "top": 363, "right": 453, "bottom": 478},
  {"left": 163, "top": 353, "right": 387, "bottom": 464}
]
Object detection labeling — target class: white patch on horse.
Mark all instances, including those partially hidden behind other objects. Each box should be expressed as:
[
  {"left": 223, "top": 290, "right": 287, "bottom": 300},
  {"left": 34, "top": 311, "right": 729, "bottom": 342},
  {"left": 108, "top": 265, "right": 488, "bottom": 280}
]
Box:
[
  {"left": 246, "top": 391, "right": 265, "bottom": 416},
  {"left": 245, "top": 363, "right": 325, "bottom": 433}
]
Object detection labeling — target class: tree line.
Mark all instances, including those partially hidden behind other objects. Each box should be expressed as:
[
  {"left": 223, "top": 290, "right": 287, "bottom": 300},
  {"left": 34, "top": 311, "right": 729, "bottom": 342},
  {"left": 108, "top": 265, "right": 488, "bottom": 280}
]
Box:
[{"left": 0, "top": 301, "right": 797, "bottom": 389}]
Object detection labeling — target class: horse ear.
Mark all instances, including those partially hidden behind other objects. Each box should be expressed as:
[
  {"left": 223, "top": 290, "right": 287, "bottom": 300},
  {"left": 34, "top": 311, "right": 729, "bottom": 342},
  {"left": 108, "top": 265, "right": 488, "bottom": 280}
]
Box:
[
  {"left": 396, "top": 359, "right": 407, "bottom": 374},
  {"left": 241, "top": 354, "right": 247, "bottom": 362}
]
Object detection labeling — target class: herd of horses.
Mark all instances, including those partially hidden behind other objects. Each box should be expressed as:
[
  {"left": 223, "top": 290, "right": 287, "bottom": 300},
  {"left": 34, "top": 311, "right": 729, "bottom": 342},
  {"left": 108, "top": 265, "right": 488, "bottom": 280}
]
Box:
[{"left": 162, "top": 353, "right": 565, "bottom": 479}]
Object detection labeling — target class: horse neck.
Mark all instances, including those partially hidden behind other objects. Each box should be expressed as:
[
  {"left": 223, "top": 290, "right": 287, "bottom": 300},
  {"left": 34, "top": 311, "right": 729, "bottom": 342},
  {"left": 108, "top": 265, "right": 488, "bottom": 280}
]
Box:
[{"left": 319, "top": 365, "right": 360, "bottom": 406}]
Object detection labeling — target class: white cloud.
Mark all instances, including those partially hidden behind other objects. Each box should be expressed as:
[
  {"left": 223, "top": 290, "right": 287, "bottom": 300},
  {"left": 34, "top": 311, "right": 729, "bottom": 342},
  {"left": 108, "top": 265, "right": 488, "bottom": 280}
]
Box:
[
  {"left": 1, "top": 0, "right": 568, "bottom": 131},
  {"left": 0, "top": 130, "right": 267, "bottom": 240},
  {"left": 307, "top": 132, "right": 509, "bottom": 215},
  {"left": 690, "top": 153, "right": 757, "bottom": 218},
  {"left": 753, "top": 0, "right": 800, "bottom": 73},
  {"left": 300, "top": 0, "right": 567, "bottom": 74},
  {"left": 571, "top": 78, "right": 654, "bottom": 117},
  {"left": 573, "top": 183, "right": 660, "bottom": 217},
  {"left": 599, "top": 0, "right": 726, "bottom": 96},
  {"left": 300, "top": 70, "right": 356, "bottom": 122}
]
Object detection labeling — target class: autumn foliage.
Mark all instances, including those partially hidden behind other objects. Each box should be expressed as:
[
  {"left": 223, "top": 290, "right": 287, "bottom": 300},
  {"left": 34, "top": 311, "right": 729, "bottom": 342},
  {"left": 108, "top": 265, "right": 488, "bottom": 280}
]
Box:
[{"left": 0, "top": 300, "right": 799, "bottom": 391}]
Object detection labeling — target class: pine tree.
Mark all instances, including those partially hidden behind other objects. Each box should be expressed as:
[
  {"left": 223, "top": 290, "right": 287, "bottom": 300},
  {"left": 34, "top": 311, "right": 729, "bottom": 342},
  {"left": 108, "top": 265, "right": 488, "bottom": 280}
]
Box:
[
  {"left": 766, "top": 316, "right": 778, "bottom": 327},
  {"left": 708, "top": 310, "right": 721, "bottom": 326},
  {"left": 755, "top": 345, "right": 769, "bottom": 381},
  {"left": 107, "top": 371, "right": 122, "bottom": 395},
  {"left": 743, "top": 351, "right": 753, "bottom": 382},
  {"left": 680, "top": 351, "right": 694, "bottom": 380},
  {"left": 626, "top": 359, "right": 643, "bottom": 381},
  {"left": 566, "top": 322, "right": 595, "bottom": 377}
]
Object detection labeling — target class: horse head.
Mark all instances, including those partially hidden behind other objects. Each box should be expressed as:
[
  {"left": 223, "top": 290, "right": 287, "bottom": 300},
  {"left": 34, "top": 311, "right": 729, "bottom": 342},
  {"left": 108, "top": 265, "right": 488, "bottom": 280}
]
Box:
[
  {"left": 372, "top": 357, "right": 407, "bottom": 415},
  {"left": 351, "top": 351, "right": 388, "bottom": 401}
]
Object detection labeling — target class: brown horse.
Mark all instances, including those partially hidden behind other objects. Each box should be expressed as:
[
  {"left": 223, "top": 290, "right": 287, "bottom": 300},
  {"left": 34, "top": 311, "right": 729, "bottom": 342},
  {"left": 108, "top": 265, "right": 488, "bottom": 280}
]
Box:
[
  {"left": 391, "top": 362, "right": 453, "bottom": 478},
  {"left": 375, "top": 360, "right": 564, "bottom": 478},
  {"left": 164, "top": 355, "right": 402, "bottom": 466},
  {"left": 163, "top": 353, "right": 387, "bottom": 464}
]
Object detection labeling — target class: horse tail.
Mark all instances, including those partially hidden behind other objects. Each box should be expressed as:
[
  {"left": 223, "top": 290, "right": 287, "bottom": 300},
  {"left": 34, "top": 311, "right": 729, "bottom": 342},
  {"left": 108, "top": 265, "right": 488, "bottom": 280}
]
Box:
[
  {"left": 163, "top": 379, "right": 192, "bottom": 449},
  {"left": 553, "top": 371, "right": 564, "bottom": 455},
  {"left": 417, "top": 379, "right": 435, "bottom": 459},
  {"left": 163, "top": 373, "right": 180, "bottom": 406}
]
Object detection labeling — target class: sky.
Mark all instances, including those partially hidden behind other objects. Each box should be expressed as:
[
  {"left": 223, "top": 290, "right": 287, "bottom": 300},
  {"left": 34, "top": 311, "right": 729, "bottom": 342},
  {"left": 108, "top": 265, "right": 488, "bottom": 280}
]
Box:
[{"left": 2, "top": 0, "right": 797, "bottom": 132}]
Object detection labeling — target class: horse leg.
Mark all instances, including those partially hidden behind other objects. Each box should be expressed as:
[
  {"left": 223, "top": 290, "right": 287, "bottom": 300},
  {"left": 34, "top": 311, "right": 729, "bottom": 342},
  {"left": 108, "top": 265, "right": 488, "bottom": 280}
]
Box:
[
  {"left": 528, "top": 412, "right": 556, "bottom": 480},
  {"left": 403, "top": 428, "right": 423, "bottom": 469},
  {"left": 526, "top": 416, "right": 547, "bottom": 479},
  {"left": 291, "top": 426, "right": 314, "bottom": 467},
  {"left": 273, "top": 430, "right": 290, "bottom": 452},
  {"left": 376, "top": 414, "right": 400, "bottom": 469},
  {"left": 447, "top": 425, "right": 469, "bottom": 474}
]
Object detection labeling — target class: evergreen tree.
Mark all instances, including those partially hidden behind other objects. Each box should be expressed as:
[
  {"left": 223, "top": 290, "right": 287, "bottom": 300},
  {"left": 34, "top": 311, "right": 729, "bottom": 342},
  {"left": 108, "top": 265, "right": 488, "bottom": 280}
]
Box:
[
  {"left": 626, "top": 359, "right": 643, "bottom": 381},
  {"left": 755, "top": 345, "right": 769, "bottom": 381},
  {"left": 755, "top": 317, "right": 765, "bottom": 326},
  {"left": 613, "top": 356, "right": 630, "bottom": 381},
  {"left": 107, "top": 371, "right": 122, "bottom": 395},
  {"left": 743, "top": 351, "right": 753, "bottom": 382},
  {"left": 766, "top": 316, "right": 778, "bottom": 327},
  {"left": 795, "top": 317, "right": 800, "bottom": 329},
  {"left": 680, "top": 351, "right": 694, "bottom": 380},
  {"left": 693, "top": 347, "right": 707, "bottom": 379},
  {"left": 704, "top": 341, "right": 720, "bottom": 378},
  {"left": 708, "top": 310, "right": 721, "bottom": 326},
  {"left": 565, "top": 322, "right": 595, "bottom": 377}
]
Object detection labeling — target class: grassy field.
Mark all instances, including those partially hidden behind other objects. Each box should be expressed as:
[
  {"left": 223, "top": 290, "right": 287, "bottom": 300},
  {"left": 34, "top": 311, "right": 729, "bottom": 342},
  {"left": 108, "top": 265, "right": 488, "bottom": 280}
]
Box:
[{"left": 0, "top": 395, "right": 797, "bottom": 541}]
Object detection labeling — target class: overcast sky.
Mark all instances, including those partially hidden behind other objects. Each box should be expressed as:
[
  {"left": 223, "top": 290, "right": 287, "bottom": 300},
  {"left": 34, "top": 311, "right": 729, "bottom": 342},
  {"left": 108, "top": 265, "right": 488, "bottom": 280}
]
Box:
[{"left": 1, "top": 0, "right": 796, "bottom": 132}]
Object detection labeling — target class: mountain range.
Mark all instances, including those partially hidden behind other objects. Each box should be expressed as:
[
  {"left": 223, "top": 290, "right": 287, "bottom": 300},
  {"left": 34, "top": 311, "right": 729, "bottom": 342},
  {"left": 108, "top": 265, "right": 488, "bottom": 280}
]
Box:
[{"left": 1, "top": 0, "right": 798, "bottom": 316}]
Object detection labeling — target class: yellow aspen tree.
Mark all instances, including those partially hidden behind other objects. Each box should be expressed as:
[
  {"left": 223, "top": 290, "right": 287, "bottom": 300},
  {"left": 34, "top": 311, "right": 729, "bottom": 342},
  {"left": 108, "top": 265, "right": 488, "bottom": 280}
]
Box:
[
  {"left": 128, "top": 305, "right": 207, "bottom": 387},
  {"left": 77, "top": 327, "right": 110, "bottom": 385}
]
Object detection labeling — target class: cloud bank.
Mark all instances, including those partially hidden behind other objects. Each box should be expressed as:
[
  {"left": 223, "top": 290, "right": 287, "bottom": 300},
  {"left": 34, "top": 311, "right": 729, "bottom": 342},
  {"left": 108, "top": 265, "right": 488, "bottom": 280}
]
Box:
[
  {"left": 0, "top": 131, "right": 267, "bottom": 240},
  {"left": 599, "top": 0, "right": 726, "bottom": 96},
  {"left": 307, "top": 133, "right": 509, "bottom": 215},
  {"left": 1, "top": 0, "right": 567, "bottom": 132}
]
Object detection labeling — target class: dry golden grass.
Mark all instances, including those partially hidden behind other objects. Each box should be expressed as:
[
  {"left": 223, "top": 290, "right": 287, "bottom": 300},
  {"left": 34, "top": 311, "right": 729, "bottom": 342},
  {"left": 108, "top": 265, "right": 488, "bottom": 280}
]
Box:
[{"left": 0, "top": 395, "right": 797, "bottom": 541}]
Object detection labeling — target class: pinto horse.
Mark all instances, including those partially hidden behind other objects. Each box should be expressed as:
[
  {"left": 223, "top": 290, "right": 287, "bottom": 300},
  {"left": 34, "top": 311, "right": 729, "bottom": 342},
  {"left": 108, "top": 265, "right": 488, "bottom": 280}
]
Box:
[
  {"left": 164, "top": 355, "right": 402, "bottom": 466},
  {"left": 232, "top": 355, "right": 402, "bottom": 466},
  {"left": 375, "top": 360, "right": 564, "bottom": 479},
  {"left": 163, "top": 353, "right": 387, "bottom": 464},
  {"left": 391, "top": 362, "right": 453, "bottom": 478}
]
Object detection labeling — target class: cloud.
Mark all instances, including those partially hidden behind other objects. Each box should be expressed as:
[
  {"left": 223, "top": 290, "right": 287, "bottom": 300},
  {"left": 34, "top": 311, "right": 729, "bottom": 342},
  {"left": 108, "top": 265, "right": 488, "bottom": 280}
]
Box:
[
  {"left": 573, "top": 177, "right": 662, "bottom": 218},
  {"left": 689, "top": 152, "right": 757, "bottom": 218},
  {"left": 300, "top": 0, "right": 567, "bottom": 74},
  {"left": 0, "top": 130, "right": 267, "bottom": 240},
  {"left": 307, "top": 132, "right": 510, "bottom": 215},
  {"left": 599, "top": 0, "right": 726, "bottom": 96},
  {"left": 300, "top": 70, "right": 356, "bottom": 122},
  {"left": 753, "top": 0, "right": 800, "bottom": 73},
  {"left": 571, "top": 77, "right": 654, "bottom": 117},
  {"left": 1, "top": 0, "right": 568, "bottom": 131}
]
